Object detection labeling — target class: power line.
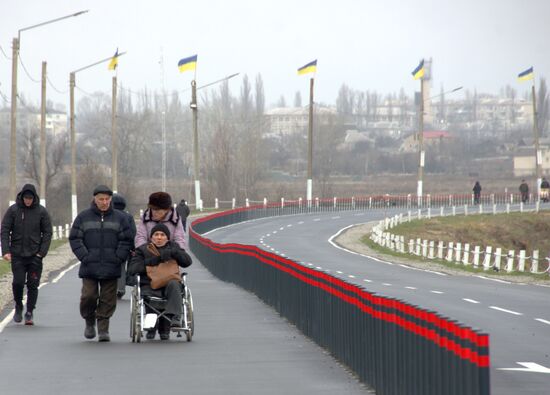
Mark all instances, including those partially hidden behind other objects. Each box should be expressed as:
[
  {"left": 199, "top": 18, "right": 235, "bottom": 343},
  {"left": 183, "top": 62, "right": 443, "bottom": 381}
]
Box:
[
  {"left": 47, "top": 75, "right": 68, "bottom": 94},
  {"left": 0, "top": 88, "right": 10, "bottom": 104},
  {"left": 18, "top": 54, "right": 40, "bottom": 83},
  {"left": 0, "top": 44, "right": 11, "bottom": 60}
]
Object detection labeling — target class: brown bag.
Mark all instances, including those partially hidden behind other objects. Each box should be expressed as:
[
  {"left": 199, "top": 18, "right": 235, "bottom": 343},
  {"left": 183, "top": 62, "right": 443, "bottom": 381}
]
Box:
[{"left": 145, "top": 243, "right": 180, "bottom": 290}]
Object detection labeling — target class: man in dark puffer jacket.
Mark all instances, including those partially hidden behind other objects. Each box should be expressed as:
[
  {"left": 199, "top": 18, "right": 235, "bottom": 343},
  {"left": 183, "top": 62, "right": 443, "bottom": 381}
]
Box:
[
  {"left": 1, "top": 184, "right": 52, "bottom": 325},
  {"left": 69, "top": 185, "right": 132, "bottom": 342}
]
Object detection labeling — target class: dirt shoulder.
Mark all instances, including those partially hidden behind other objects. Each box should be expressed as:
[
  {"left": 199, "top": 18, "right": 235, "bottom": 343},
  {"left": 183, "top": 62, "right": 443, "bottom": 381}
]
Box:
[{"left": 333, "top": 222, "right": 550, "bottom": 285}]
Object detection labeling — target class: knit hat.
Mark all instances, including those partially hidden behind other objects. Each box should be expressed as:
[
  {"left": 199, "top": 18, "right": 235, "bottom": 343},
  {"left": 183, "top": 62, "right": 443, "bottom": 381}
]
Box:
[
  {"left": 148, "top": 192, "right": 172, "bottom": 210},
  {"left": 93, "top": 185, "right": 113, "bottom": 196},
  {"left": 150, "top": 223, "right": 171, "bottom": 239}
]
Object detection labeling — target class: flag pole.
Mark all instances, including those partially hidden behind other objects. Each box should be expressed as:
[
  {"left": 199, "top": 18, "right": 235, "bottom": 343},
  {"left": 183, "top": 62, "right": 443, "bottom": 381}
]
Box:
[
  {"left": 531, "top": 73, "right": 542, "bottom": 199},
  {"left": 307, "top": 76, "right": 314, "bottom": 205}
]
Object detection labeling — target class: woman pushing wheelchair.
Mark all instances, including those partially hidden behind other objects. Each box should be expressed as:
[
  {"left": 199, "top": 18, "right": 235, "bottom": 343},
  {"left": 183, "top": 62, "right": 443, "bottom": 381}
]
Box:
[{"left": 128, "top": 223, "right": 192, "bottom": 340}]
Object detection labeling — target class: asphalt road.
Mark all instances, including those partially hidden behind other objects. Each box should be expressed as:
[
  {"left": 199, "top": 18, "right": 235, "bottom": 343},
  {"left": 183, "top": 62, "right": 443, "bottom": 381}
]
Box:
[
  {"left": 205, "top": 209, "right": 550, "bottom": 395},
  {"left": 0, "top": 253, "right": 369, "bottom": 394}
]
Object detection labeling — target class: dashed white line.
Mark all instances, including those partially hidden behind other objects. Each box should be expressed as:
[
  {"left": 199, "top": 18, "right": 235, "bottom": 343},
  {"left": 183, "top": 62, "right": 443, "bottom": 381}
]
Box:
[
  {"left": 336, "top": 271, "right": 343, "bottom": 274},
  {"left": 298, "top": 221, "right": 304, "bottom": 225},
  {"left": 430, "top": 290, "right": 444, "bottom": 294},
  {"left": 316, "top": 266, "right": 323, "bottom": 270},
  {"left": 272, "top": 231, "right": 277, "bottom": 234},
  {"left": 348, "top": 275, "right": 356, "bottom": 279},
  {"left": 489, "top": 306, "right": 523, "bottom": 316},
  {"left": 363, "top": 279, "right": 372, "bottom": 283},
  {"left": 382, "top": 283, "right": 392, "bottom": 286},
  {"left": 475, "top": 275, "right": 512, "bottom": 284},
  {"left": 266, "top": 233, "right": 271, "bottom": 237},
  {"left": 463, "top": 298, "right": 480, "bottom": 304},
  {"left": 332, "top": 216, "right": 341, "bottom": 219},
  {"left": 279, "top": 227, "right": 284, "bottom": 230},
  {"left": 405, "top": 286, "right": 417, "bottom": 290},
  {"left": 313, "top": 218, "right": 321, "bottom": 222},
  {"left": 535, "top": 318, "right": 550, "bottom": 326},
  {"left": 287, "top": 224, "right": 292, "bottom": 227},
  {"left": 354, "top": 213, "right": 365, "bottom": 216}
]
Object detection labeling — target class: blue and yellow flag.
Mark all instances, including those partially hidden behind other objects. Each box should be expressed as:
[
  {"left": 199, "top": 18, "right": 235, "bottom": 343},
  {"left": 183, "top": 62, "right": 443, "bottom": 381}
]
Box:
[
  {"left": 178, "top": 55, "right": 198, "bottom": 73},
  {"left": 297, "top": 60, "right": 317, "bottom": 75},
  {"left": 412, "top": 59, "right": 424, "bottom": 80},
  {"left": 108, "top": 49, "right": 119, "bottom": 71},
  {"left": 517, "top": 67, "right": 534, "bottom": 82}
]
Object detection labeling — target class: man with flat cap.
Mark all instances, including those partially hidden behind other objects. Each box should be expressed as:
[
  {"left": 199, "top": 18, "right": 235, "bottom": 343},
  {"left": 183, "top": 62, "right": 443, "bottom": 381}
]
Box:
[{"left": 69, "top": 185, "right": 132, "bottom": 342}]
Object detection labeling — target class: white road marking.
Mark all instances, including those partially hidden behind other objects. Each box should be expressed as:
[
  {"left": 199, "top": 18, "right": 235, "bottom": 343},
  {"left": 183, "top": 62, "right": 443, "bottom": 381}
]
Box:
[
  {"left": 405, "top": 286, "right": 417, "bottom": 290},
  {"left": 463, "top": 298, "right": 480, "bottom": 304},
  {"left": 474, "top": 275, "right": 512, "bottom": 284},
  {"left": 348, "top": 275, "right": 356, "bottom": 279},
  {"left": 266, "top": 234, "right": 271, "bottom": 237},
  {"left": 272, "top": 231, "right": 277, "bottom": 234},
  {"left": 430, "top": 290, "right": 444, "bottom": 294},
  {"left": 279, "top": 227, "right": 284, "bottom": 230},
  {"left": 336, "top": 271, "right": 343, "bottom": 274},
  {"left": 313, "top": 218, "right": 321, "bottom": 222},
  {"left": 316, "top": 266, "right": 323, "bottom": 270},
  {"left": 354, "top": 213, "right": 365, "bottom": 216},
  {"left": 498, "top": 362, "right": 550, "bottom": 374},
  {"left": 382, "top": 283, "right": 392, "bottom": 286},
  {"left": 308, "top": 263, "right": 314, "bottom": 266},
  {"left": 489, "top": 306, "right": 523, "bottom": 316},
  {"left": 363, "top": 279, "right": 372, "bottom": 283},
  {"left": 287, "top": 224, "right": 292, "bottom": 227},
  {"left": 328, "top": 225, "right": 394, "bottom": 266},
  {"left": 332, "top": 216, "right": 341, "bottom": 219},
  {"left": 298, "top": 221, "right": 304, "bottom": 224},
  {"left": 535, "top": 318, "right": 550, "bottom": 326}
]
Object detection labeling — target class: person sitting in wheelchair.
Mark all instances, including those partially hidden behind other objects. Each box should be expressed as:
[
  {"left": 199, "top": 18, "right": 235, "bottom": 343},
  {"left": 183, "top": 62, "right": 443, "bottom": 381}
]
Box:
[{"left": 128, "top": 223, "right": 192, "bottom": 340}]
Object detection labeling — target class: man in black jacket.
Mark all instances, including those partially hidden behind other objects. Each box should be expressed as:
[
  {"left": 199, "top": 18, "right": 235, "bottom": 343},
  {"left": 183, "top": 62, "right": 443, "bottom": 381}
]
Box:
[
  {"left": 176, "top": 198, "right": 190, "bottom": 232},
  {"left": 112, "top": 193, "right": 136, "bottom": 299},
  {"left": 69, "top": 185, "right": 132, "bottom": 342},
  {"left": 1, "top": 184, "right": 52, "bottom": 325}
]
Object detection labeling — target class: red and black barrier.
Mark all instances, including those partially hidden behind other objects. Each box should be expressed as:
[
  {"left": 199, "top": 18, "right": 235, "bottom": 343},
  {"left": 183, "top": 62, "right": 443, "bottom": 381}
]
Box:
[{"left": 190, "top": 206, "right": 490, "bottom": 395}]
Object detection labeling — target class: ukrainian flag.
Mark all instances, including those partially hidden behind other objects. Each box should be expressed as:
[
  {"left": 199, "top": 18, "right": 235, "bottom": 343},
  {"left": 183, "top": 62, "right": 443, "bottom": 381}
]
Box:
[
  {"left": 108, "top": 49, "right": 119, "bottom": 71},
  {"left": 518, "top": 67, "right": 534, "bottom": 82},
  {"left": 412, "top": 59, "right": 424, "bottom": 80},
  {"left": 297, "top": 60, "right": 317, "bottom": 75},
  {"left": 178, "top": 55, "right": 198, "bottom": 73}
]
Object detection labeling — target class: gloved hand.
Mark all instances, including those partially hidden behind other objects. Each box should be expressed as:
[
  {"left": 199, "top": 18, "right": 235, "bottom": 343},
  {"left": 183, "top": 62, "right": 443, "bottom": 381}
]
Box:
[
  {"left": 145, "top": 256, "right": 161, "bottom": 266},
  {"left": 159, "top": 247, "right": 171, "bottom": 262}
]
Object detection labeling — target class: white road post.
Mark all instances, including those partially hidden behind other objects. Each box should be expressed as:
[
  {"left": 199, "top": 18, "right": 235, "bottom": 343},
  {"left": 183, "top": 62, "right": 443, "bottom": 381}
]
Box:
[
  {"left": 462, "top": 243, "right": 470, "bottom": 265},
  {"left": 494, "top": 248, "right": 502, "bottom": 271},
  {"left": 506, "top": 250, "right": 515, "bottom": 273},
  {"left": 473, "top": 246, "right": 481, "bottom": 267},
  {"left": 483, "top": 246, "right": 492, "bottom": 270},
  {"left": 446, "top": 242, "right": 454, "bottom": 262}
]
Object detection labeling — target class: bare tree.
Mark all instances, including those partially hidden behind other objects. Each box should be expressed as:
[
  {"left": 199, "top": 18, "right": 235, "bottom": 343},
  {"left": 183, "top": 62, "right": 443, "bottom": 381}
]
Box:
[{"left": 538, "top": 78, "right": 549, "bottom": 136}]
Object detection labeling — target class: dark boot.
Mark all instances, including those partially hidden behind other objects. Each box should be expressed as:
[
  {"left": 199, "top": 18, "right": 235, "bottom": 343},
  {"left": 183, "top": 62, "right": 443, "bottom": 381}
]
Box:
[
  {"left": 97, "top": 319, "right": 110, "bottom": 342},
  {"left": 24, "top": 311, "right": 34, "bottom": 325},
  {"left": 84, "top": 318, "right": 96, "bottom": 339},
  {"left": 13, "top": 304, "right": 23, "bottom": 323}
]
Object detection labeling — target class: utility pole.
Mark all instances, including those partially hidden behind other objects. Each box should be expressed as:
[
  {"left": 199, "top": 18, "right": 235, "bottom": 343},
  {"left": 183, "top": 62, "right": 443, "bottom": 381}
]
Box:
[
  {"left": 111, "top": 76, "right": 118, "bottom": 193},
  {"left": 417, "top": 79, "right": 425, "bottom": 207},
  {"left": 532, "top": 84, "right": 542, "bottom": 198},
  {"left": 191, "top": 80, "right": 200, "bottom": 210},
  {"left": 40, "top": 61, "right": 47, "bottom": 206},
  {"left": 9, "top": 37, "right": 19, "bottom": 204},
  {"left": 70, "top": 72, "right": 77, "bottom": 221},
  {"left": 307, "top": 77, "right": 314, "bottom": 203}
]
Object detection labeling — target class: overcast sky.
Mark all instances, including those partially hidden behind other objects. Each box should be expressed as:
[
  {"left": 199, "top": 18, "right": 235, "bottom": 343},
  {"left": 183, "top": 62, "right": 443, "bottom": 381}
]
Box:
[{"left": 0, "top": 0, "right": 549, "bottom": 110}]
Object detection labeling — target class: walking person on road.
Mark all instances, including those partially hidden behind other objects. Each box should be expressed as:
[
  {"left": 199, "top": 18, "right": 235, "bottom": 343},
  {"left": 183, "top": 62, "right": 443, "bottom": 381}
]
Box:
[
  {"left": 519, "top": 180, "right": 529, "bottom": 203},
  {"left": 1, "top": 184, "right": 52, "bottom": 325},
  {"left": 135, "top": 192, "right": 186, "bottom": 250},
  {"left": 176, "top": 198, "right": 190, "bottom": 232},
  {"left": 112, "top": 193, "right": 136, "bottom": 299},
  {"left": 69, "top": 185, "right": 132, "bottom": 342},
  {"left": 473, "top": 181, "right": 482, "bottom": 205}
]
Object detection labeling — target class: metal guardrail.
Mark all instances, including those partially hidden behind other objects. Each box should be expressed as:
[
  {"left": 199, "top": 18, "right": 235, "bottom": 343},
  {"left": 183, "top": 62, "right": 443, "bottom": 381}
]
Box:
[{"left": 190, "top": 204, "right": 491, "bottom": 395}]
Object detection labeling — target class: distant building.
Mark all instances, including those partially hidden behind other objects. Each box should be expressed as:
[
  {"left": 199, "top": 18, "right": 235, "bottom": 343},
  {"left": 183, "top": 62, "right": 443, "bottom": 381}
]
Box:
[
  {"left": 513, "top": 140, "right": 550, "bottom": 177},
  {"left": 0, "top": 108, "right": 67, "bottom": 137},
  {"left": 264, "top": 106, "right": 337, "bottom": 136},
  {"left": 400, "top": 130, "right": 452, "bottom": 152}
]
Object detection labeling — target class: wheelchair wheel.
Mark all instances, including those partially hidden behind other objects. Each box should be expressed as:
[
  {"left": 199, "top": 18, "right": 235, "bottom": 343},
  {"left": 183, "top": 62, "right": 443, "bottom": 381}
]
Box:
[
  {"left": 184, "top": 288, "right": 194, "bottom": 342},
  {"left": 130, "top": 287, "right": 142, "bottom": 343}
]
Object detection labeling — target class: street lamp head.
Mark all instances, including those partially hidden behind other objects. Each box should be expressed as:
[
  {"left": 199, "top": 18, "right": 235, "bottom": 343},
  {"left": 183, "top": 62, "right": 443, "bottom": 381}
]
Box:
[
  {"left": 73, "top": 10, "right": 90, "bottom": 17},
  {"left": 452, "top": 86, "right": 463, "bottom": 93}
]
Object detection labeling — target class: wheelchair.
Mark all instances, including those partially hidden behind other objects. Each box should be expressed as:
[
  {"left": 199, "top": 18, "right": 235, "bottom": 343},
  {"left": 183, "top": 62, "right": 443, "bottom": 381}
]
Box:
[{"left": 130, "top": 272, "right": 194, "bottom": 342}]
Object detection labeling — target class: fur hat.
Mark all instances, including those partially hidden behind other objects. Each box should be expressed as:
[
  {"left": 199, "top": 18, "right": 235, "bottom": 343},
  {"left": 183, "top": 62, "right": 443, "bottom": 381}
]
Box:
[
  {"left": 150, "top": 223, "right": 170, "bottom": 239},
  {"left": 148, "top": 192, "right": 172, "bottom": 210}
]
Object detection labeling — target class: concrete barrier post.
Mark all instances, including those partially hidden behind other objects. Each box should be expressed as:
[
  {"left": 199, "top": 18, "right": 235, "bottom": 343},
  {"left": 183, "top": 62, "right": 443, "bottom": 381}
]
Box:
[
  {"left": 520, "top": 202, "right": 524, "bottom": 213},
  {"left": 408, "top": 239, "right": 414, "bottom": 254},
  {"left": 422, "top": 240, "right": 428, "bottom": 257},
  {"left": 464, "top": 205, "right": 468, "bottom": 216},
  {"left": 462, "top": 243, "right": 470, "bottom": 265},
  {"left": 440, "top": 206, "right": 444, "bottom": 217},
  {"left": 518, "top": 250, "right": 526, "bottom": 272},
  {"left": 333, "top": 197, "right": 337, "bottom": 209},
  {"left": 58, "top": 225, "right": 63, "bottom": 240},
  {"left": 446, "top": 242, "right": 454, "bottom": 262},
  {"left": 245, "top": 198, "right": 250, "bottom": 207},
  {"left": 215, "top": 198, "right": 219, "bottom": 209},
  {"left": 437, "top": 241, "right": 444, "bottom": 259},
  {"left": 232, "top": 198, "right": 236, "bottom": 209},
  {"left": 479, "top": 204, "right": 483, "bottom": 214},
  {"left": 400, "top": 236, "right": 406, "bottom": 253},
  {"left": 417, "top": 209, "right": 422, "bottom": 220},
  {"left": 65, "top": 224, "right": 70, "bottom": 238},
  {"left": 428, "top": 241, "right": 435, "bottom": 259},
  {"left": 483, "top": 246, "right": 492, "bottom": 270},
  {"left": 53, "top": 227, "right": 58, "bottom": 240},
  {"left": 427, "top": 207, "right": 431, "bottom": 219},
  {"left": 455, "top": 242, "right": 462, "bottom": 263},
  {"left": 449, "top": 194, "right": 453, "bottom": 207},
  {"left": 536, "top": 201, "right": 540, "bottom": 213},
  {"left": 452, "top": 206, "right": 456, "bottom": 216},
  {"left": 531, "top": 250, "right": 539, "bottom": 273},
  {"left": 416, "top": 238, "right": 421, "bottom": 255},
  {"left": 494, "top": 248, "right": 502, "bottom": 271},
  {"left": 506, "top": 250, "right": 515, "bottom": 273},
  {"left": 493, "top": 204, "right": 497, "bottom": 215},
  {"left": 506, "top": 203, "right": 510, "bottom": 213},
  {"left": 473, "top": 246, "right": 481, "bottom": 267}
]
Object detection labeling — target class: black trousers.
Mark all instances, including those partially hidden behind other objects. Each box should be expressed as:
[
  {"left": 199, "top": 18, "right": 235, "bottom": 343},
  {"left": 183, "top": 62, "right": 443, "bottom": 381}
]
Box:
[
  {"left": 12, "top": 256, "right": 43, "bottom": 311},
  {"left": 141, "top": 280, "right": 182, "bottom": 317}
]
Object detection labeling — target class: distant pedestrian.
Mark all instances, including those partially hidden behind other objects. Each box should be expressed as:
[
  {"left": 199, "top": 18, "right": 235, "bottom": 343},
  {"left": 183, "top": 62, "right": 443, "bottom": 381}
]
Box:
[
  {"left": 1, "top": 184, "right": 52, "bottom": 325},
  {"left": 176, "top": 199, "right": 190, "bottom": 232},
  {"left": 540, "top": 178, "right": 550, "bottom": 202},
  {"left": 519, "top": 180, "right": 529, "bottom": 203},
  {"left": 473, "top": 181, "right": 482, "bottom": 204},
  {"left": 69, "top": 185, "right": 132, "bottom": 342},
  {"left": 112, "top": 193, "right": 136, "bottom": 299}
]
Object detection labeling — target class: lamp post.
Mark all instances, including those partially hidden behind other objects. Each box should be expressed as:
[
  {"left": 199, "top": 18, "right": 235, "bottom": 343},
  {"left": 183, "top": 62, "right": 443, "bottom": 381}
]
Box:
[
  {"left": 9, "top": 10, "right": 88, "bottom": 204},
  {"left": 188, "top": 73, "right": 239, "bottom": 211},
  {"left": 416, "top": 85, "right": 463, "bottom": 206},
  {"left": 69, "top": 52, "right": 126, "bottom": 221}
]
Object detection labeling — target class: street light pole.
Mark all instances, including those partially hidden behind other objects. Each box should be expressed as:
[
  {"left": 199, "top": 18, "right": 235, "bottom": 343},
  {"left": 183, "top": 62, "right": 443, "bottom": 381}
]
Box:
[
  {"left": 40, "top": 61, "right": 47, "bottom": 206},
  {"left": 417, "top": 79, "right": 425, "bottom": 207},
  {"left": 307, "top": 77, "right": 314, "bottom": 203},
  {"left": 111, "top": 76, "right": 118, "bottom": 193},
  {"left": 8, "top": 10, "right": 89, "bottom": 204},
  {"left": 531, "top": 84, "right": 542, "bottom": 198},
  {"left": 191, "top": 80, "right": 200, "bottom": 210}
]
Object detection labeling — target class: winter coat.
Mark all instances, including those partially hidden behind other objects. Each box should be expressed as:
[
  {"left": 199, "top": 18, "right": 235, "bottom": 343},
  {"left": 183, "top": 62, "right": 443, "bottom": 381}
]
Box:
[
  {"left": 135, "top": 208, "right": 186, "bottom": 250},
  {"left": 519, "top": 183, "right": 529, "bottom": 194},
  {"left": 1, "top": 184, "right": 52, "bottom": 258},
  {"left": 176, "top": 201, "right": 190, "bottom": 221},
  {"left": 112, "top": 194, "right": 137, "bottom": 250},
  {"left": 473, "top": 183, "right": 482, "bottom": 195},
  {"left": 128, "top": 241, "right": 192, "bottom": 287},
  {"left": 69, "top": 202, "right": 132, "bottom": 279}
]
